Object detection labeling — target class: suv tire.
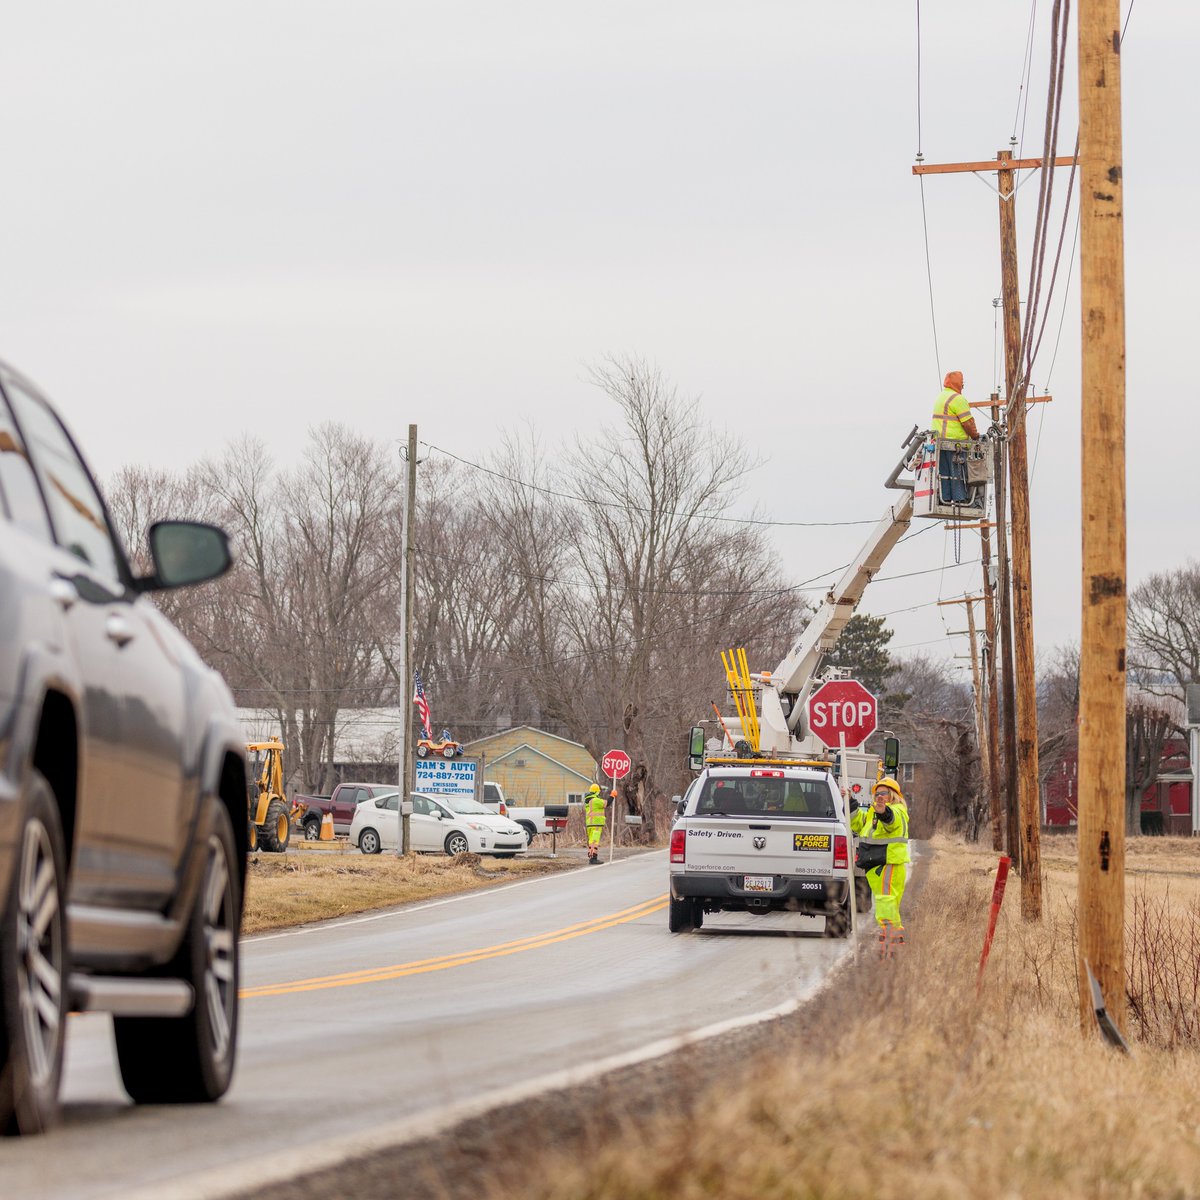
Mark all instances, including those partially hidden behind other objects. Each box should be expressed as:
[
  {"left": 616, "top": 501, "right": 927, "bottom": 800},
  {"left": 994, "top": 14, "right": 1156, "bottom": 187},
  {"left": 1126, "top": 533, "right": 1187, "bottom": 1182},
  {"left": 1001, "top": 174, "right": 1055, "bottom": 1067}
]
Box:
[
  {"left": 114, "top": 799, "right": 240, "bottom": 1104},
  {"left": 0, "top": 770, "right": 68, "bottom": 1134}
]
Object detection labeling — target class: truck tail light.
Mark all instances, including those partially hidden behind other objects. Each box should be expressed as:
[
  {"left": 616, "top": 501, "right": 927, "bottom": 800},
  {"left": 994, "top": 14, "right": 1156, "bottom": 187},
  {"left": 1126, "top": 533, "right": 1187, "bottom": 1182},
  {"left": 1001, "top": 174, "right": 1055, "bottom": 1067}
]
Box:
[
  {"left": 833, "top": 834, "right": 848, "bottom": 870},
  {"left": 750, "top": 769, "right": 783, "bottom": 777},
  {"left": 499, "top": 801, "right": 508, "bottom": 816},
  {"left": 670, "top": 829, "right": 686, "bottom": 863}
]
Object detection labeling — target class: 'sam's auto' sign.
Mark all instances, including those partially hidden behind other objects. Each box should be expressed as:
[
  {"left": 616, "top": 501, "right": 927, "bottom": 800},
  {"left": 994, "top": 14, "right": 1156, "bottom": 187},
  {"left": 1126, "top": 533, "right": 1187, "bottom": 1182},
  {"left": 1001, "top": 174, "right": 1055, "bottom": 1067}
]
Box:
[{"left": 414, "top": 757, "right": 478, "bottom": 798}]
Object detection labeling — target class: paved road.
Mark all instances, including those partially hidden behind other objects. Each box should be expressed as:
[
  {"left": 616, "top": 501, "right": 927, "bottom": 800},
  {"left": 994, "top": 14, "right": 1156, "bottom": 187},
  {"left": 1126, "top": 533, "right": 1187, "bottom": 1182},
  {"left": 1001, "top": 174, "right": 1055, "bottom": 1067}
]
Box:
[{"left": 2, "top": 851, "right": 849, "bottom": 1199}]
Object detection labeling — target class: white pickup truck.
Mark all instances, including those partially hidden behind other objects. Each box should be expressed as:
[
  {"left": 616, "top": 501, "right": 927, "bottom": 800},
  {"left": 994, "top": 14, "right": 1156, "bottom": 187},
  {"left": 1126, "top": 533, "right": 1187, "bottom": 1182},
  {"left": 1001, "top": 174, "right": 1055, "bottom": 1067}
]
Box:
[
  {"left": 480, "top": 781, "right": 564, "bottom": 846},
  {"left": 668, "top": 761, "right": 852, "bottom": 935}
]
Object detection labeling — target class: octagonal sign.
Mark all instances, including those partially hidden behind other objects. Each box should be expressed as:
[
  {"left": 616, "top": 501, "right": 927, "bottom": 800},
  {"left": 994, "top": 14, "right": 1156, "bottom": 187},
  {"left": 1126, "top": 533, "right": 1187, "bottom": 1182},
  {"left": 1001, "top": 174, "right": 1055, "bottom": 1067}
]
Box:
[{"left": 806, "top": 679, "right": 878, "bottom": 749}]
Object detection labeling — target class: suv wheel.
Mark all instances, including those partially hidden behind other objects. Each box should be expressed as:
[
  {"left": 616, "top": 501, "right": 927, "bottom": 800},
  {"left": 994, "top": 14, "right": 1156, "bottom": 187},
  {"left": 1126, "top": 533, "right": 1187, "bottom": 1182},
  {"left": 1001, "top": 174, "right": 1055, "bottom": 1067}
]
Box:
[
  {"left": 114, "top": 799, "right": 240, "bottom": 1104},
  {"left": 0, "top": 771, "right": 68, "bottom": 1134}
]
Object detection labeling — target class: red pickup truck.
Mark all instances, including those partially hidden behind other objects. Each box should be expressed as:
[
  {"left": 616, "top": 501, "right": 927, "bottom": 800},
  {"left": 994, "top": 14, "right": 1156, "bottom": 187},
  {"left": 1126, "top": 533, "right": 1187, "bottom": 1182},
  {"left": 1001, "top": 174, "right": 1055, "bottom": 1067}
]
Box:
[{"left": 293, "top": 782, "right": 395, "bottom": 839}]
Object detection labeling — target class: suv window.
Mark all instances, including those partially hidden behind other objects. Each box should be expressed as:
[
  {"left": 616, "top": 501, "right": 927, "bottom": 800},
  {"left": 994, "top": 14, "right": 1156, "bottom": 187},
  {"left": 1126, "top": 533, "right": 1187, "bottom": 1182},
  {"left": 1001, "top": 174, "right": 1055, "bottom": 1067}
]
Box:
[
  {"left": 697, "top": 776, "right": 836, "bottom": 818},
  {"left": 5, "top": 382, "right": 122, "bottom": 580},
  {"left": 0, "top": 396, "right": 53, "bottom": 542}
]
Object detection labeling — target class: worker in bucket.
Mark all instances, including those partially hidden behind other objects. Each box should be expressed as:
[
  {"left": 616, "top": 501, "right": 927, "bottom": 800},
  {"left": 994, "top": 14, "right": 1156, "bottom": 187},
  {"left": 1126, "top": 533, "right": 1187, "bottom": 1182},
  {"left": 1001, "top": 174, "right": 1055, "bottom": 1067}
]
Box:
[
  {"left": 850, "top": 776, "right": 910, "bottom": 956},
  {"left": 931, "top": 370, "right": 981, "bottom": 505},
  {"left": 584, "top": 783, "right": 610, "bottom": 864}
]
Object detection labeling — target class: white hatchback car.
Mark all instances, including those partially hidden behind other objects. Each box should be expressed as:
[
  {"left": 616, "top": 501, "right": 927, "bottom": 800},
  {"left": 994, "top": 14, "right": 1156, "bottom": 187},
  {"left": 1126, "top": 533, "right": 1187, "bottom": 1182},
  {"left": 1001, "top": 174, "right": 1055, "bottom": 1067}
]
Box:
[{"left": 350, "top": 791, "right": 528, "bottom": 857}]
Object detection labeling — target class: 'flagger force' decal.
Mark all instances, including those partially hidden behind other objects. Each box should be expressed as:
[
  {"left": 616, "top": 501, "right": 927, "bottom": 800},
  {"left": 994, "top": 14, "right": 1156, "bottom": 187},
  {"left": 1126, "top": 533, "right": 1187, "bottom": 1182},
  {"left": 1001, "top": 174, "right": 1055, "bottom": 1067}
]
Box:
[{"left": 793, "top": 833, "right": 831, "bottom": 852}]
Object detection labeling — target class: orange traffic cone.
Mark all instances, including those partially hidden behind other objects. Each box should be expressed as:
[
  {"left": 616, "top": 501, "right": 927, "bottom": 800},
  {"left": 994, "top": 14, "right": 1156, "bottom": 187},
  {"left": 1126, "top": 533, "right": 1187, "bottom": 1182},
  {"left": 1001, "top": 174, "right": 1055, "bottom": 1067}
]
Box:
[{"left": 320, "top": 811, "right": 334, "bottom": 841}]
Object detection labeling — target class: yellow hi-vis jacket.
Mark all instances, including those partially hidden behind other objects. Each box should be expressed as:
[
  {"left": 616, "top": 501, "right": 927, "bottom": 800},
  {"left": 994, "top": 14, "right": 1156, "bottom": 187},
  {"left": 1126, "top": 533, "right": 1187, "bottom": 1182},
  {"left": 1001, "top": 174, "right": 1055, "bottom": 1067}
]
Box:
[
  {"left": 932, "top": 387, "right": 973, "bottom": 441},
  {"left": 585, "top": 793, "right": 607, "bottom": 828},
  {"left": 851, "top": 800, "right": 911, "bottom": 865}
]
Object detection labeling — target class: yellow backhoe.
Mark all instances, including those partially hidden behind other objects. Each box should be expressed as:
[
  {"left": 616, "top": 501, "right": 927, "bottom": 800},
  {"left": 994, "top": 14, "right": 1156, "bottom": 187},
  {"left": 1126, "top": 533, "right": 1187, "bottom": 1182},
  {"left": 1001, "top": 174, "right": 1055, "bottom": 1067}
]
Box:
[{"left": 247, "top": 738, "right": 293, "bottom": 853}]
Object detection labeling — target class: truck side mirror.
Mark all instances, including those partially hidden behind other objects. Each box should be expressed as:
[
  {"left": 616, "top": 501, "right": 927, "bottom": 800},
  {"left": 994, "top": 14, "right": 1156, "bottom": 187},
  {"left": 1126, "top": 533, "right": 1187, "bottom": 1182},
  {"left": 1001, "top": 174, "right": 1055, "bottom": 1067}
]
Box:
[
  {"left": 883, "top": 736, "right": 900, "bottom": 777},
  {"left": 688, "top": 726, "right": 705, "bottom": 772}
]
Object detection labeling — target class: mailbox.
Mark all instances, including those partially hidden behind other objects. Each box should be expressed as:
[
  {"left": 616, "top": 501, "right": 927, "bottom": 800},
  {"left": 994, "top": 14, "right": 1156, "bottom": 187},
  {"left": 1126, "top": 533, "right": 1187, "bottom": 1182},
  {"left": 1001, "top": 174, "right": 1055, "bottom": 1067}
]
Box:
[{"left": 544, "top": 805, "right": 569, "bottom": 818}]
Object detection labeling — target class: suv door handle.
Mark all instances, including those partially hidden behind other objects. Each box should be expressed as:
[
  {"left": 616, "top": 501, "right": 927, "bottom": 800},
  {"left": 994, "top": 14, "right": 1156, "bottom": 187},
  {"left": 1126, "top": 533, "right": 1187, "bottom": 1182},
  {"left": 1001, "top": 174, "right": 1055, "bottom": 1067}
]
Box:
[
  {"left": 106, "top": 614, "right": 135, "bottom": 647},
  {"left": 49, "top": 577, "right": 77, "bottom": 611}
]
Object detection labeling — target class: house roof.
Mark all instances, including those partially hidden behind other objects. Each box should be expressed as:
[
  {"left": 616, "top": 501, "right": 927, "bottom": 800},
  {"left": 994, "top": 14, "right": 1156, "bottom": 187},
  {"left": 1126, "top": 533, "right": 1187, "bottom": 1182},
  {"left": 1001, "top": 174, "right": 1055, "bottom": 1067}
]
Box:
[
  {"left": 486, "top": 743, "right": 596, "bottom": 786},
  {"left": 464, "top": 725, "right": 590, "bottom": 755}
]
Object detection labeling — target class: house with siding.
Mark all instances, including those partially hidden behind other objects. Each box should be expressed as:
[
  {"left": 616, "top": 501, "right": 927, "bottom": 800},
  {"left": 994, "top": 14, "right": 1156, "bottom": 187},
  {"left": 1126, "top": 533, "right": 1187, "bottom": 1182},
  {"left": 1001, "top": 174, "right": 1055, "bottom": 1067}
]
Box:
[{"left": 464, "top": 727, "right": 599, "bottom": 808}]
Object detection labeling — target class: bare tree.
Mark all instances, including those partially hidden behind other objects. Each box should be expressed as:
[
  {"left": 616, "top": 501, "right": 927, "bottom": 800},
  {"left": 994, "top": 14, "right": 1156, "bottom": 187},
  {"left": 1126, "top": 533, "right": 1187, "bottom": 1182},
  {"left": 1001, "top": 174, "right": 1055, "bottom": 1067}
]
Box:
[
  {"left": 882, "top": 654, "right": 980, "bottom": 838},
  {"left": 1128, "top": 561, "right": 1200, "bottom": 697},
  {"left": 486, "top": 358, "right": 802, "bottom": 836},
  {"left": 1126, "top": 699, "right": 1172, "bottom": 835},
  {"left": 1037, "top": 642, "right": 1080, "bottom": 793}
]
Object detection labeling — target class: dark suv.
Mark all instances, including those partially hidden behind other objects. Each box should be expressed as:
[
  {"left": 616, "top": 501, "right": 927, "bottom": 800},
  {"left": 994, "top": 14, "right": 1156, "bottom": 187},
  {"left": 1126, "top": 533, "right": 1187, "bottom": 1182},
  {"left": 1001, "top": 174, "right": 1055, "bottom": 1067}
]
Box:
[{"left": 0, "top": 361, "right": 248, "bottom": 1134}]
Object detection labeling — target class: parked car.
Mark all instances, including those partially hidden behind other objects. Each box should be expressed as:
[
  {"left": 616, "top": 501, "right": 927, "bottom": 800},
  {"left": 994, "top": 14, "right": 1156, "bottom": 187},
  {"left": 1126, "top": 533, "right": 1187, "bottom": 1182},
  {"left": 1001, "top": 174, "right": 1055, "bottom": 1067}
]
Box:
[
  {"left": 0, "top": 360, "right": 248, "bottom": 1134},
  {"left": 351, "top": 792, "right": 527, "bottom": 857},
  {"left": 480, "top": 780, "right": 567, "bottom": 846},
  {"left": 293, "top": 781, "right": 395, "bottom": 839}
]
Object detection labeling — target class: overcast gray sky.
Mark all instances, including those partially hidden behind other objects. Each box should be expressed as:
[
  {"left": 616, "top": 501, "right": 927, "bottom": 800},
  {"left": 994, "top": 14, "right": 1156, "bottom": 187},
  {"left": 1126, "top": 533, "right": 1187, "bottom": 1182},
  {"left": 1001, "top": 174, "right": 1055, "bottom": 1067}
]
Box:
[{"left": 1, "top": 1, "right": 1192, "bottom": 673}]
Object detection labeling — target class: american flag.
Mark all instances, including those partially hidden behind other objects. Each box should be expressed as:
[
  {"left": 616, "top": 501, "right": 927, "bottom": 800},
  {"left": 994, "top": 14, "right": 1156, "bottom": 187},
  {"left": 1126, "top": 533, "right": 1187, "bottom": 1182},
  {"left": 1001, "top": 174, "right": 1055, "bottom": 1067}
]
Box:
[{"left": 412, "top": 672, "right": 433, "bottom": 741}]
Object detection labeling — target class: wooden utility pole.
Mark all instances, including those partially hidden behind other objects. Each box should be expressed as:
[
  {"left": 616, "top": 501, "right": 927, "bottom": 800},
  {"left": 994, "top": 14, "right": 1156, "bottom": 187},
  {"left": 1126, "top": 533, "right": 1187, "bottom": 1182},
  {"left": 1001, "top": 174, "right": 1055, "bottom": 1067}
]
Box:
[
  {"left": 1076, "top": 0, "right": 1127, "bottom": 1035},
  {"left": 912, "top": 152, "right": 1076, "bottom": 916},
  {"left": 979, "top": 521, "right": 1005, "bottom": 851},
  {"left": 991, "top": 391, "right": 1020, "bottom": 865},
  {"left": 396, "top": 423, "right": 418, "bottom": 857},
  {"left": 965, "top": 598, "right": 990, "bottom": 839},
  {"left": 939, "top": 595, "right": 991, "bottom": 843},
  {"left": 997, "top": 149, "right": 1043, "bottom": 920}
]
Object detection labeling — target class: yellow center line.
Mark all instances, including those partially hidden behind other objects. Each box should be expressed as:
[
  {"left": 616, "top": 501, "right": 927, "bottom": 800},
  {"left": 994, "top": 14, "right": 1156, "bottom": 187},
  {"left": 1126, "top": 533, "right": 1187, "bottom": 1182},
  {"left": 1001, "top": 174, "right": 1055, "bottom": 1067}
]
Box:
[{"left": 241, "top": 894, "right": 669, "bottom": 999}]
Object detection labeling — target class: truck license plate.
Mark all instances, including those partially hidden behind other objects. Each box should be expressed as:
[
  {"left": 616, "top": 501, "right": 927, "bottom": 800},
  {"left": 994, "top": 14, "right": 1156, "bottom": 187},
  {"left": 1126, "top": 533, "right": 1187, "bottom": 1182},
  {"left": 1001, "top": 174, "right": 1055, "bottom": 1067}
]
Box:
[{"left": 743, "top": 875, "right": 774, "bottom": 892}]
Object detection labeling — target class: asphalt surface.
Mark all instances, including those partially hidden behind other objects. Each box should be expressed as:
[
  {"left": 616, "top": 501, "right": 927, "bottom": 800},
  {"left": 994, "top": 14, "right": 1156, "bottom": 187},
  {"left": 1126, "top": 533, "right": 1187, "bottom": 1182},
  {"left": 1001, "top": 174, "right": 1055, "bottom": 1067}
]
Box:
[{"left": 2, "top": 849, "right": 851, "bottom": 1199}]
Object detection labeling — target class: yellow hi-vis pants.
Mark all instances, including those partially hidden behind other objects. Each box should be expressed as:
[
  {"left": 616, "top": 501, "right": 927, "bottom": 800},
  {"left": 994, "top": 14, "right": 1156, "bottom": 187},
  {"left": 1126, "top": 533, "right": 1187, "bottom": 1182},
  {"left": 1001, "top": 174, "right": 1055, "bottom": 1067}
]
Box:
[
  {"left": 867, "top": 862, "right": 907, "bottom": 927},
  {"left": 586, "top": 825, "right": 604, "bottom": 849}
]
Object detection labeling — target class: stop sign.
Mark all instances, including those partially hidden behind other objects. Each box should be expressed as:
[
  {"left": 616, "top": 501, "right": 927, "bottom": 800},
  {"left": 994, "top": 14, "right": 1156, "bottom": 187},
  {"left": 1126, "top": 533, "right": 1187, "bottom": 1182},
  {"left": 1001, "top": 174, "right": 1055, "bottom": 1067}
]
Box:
[
  {"left": 602, "top": 749, "right": 632, "bottom": 780},
  {"left": 806, "top": 680, "right": 878, "bottom": 749}
]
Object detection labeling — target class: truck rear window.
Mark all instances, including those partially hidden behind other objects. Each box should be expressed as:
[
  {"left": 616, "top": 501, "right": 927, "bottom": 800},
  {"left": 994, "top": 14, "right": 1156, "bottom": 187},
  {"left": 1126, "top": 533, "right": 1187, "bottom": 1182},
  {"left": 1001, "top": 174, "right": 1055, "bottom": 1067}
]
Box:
[{"left": 696, "top": 777, "right": 836, "bottom": 819}]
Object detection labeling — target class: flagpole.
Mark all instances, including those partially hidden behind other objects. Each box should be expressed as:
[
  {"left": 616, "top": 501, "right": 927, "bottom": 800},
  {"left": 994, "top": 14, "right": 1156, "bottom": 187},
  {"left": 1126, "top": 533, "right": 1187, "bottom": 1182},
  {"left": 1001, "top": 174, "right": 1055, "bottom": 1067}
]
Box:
[{"left": 397, "top": 423, "right": 418, "bottom": 857}]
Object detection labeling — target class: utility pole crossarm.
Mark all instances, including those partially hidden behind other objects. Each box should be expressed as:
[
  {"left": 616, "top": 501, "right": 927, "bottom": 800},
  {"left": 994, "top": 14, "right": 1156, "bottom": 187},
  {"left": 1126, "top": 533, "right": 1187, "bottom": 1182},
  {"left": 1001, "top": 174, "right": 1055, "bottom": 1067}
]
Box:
[
  {"left": 969, "top": 396, "right": 1053, "bottom": 408},
  {"left": 912, "top": 155, "right": 1077, "bottom": 176}
]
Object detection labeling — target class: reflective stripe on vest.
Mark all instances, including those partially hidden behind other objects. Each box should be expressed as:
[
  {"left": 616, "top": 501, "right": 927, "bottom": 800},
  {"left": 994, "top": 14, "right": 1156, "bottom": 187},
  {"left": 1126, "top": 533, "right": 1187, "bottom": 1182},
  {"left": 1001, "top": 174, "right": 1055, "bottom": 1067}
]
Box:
[
  {"left": 585, "top": 796, "right": 606, "bottom": 826},
  {"left": 932, "top": 388, "right": 970, "bottom": 440}
]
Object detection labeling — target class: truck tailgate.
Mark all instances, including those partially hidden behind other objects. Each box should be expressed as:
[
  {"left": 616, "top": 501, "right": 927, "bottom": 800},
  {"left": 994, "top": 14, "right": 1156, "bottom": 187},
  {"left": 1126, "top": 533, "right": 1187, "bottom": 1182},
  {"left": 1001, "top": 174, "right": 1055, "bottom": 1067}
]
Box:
[{"left": 681, "top": 817, "right": 837, "bottom": 877}]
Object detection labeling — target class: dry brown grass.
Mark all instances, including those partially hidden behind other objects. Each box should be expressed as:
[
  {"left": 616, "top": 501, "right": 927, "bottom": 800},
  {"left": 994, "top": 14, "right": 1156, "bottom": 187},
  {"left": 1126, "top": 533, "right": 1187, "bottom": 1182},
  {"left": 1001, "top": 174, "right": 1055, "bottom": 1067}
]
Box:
[
  {"left": 489, "top": 835, "right": 1200, "bottom": 1200},
  {"left": 242, "top": 848, "right": 578, "bottom": 935}
]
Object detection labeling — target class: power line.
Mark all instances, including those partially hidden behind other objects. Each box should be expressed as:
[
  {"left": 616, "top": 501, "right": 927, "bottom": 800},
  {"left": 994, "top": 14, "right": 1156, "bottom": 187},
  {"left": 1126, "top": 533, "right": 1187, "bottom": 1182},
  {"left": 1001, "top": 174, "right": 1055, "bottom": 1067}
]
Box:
[
  {"left": 423, "top": 442, "right": 880, "bottom": 529},
  {"left": 914, "top": 1, "right": 941, "bottom": 382},
  {"left": 1012, "top": 0, "right": 1040, "bottom": 153},
  {"left": 229, "top": 538, "right": 974, "bottom": 701}
]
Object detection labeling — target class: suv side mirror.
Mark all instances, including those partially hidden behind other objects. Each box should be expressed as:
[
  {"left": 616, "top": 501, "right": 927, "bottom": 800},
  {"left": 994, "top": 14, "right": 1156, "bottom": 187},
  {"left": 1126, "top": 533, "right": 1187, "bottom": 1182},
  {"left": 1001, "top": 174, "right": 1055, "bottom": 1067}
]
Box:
[
  {"left": 139, "top": 521, "right": 232, "bottom": 591},
  {"left": 688, "top": 726, "right": 705, "bottom": 772}
]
